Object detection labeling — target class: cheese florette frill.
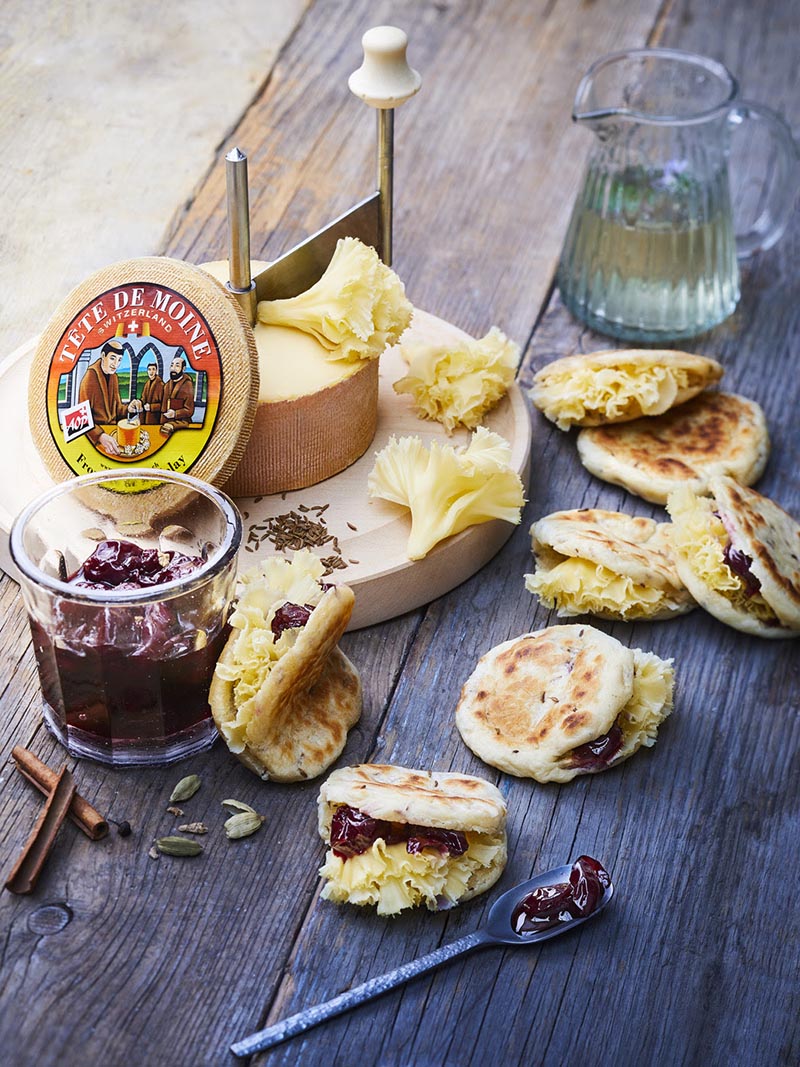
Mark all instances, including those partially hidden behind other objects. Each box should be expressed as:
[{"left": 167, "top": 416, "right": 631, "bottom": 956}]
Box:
[{"left": 209, "top": 550, "right": 362, "bottom": 781}]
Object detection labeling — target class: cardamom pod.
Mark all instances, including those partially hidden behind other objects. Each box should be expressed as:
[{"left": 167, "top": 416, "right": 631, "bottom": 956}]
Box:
[
  {"left": 155, "top": 836, "right": 203, "bottom": 857},
  {"left": 169, "top": 775, "right": 201, "bottom": 803},
  {"left": 221, "top": 798, "right": 256, "bottom": 815},
  {"left": 178, "top": 822, "right": 208, "bottom": 835},
  {"left": 224, "top": 812, "right": 265, "bottom": 840}
]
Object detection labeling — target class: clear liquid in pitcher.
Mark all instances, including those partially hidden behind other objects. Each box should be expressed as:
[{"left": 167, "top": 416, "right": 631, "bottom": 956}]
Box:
[{"left": 558, "top": 163, "right": 740, "bottom": 342}]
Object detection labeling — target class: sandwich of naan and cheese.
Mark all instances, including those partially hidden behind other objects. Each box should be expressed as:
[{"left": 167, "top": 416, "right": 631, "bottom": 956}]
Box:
[
  {"left": 317, "top": 764, "right": 507, "bottom": 915},
  {"left": 456, "top": 625, "right": 674, "bottom": 784}
]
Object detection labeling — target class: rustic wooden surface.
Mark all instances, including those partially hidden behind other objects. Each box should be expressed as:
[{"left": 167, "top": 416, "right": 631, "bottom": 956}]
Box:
[{"left": 1, "top": 1, "right": 798, "bottom": 1066}]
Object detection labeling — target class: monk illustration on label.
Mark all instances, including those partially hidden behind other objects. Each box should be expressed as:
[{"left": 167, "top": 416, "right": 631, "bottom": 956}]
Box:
[
  {"left": 78, "top": 340, "right": 142, "bottom": 456},
  {"left": 140, "top": 362, "right": 165, "bottom": 425},
  {"left": 160, "top": 356, "right": 196, "bottom": 436}
]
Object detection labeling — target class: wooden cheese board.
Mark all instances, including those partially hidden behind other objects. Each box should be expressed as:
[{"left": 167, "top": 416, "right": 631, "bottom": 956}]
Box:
[{"left": 0, "top": 309, "right": 531, "bottom": 629}]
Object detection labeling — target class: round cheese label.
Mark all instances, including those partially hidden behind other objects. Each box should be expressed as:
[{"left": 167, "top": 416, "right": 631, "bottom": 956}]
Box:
[{"left": 30, "top": 258, "right": 259, "bottom": 491}]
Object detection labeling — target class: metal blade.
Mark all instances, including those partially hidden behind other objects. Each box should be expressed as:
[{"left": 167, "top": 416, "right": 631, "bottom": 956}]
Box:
[{"left": 254, "top": 192, "right": 381, "bottom": 302}]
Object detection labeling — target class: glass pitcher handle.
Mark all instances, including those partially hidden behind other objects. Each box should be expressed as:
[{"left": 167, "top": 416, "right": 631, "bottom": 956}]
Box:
[{"left": 729, "top": 101, "right": 799, "bottom": 258}]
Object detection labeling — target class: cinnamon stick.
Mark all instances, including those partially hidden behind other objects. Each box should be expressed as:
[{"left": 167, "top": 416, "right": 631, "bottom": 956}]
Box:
[
  {"left": 5, "top": 766, "right": 76, "bottom": 895},
  {"left": 12, "top": 746, "right": 109, "bottom": 840}
]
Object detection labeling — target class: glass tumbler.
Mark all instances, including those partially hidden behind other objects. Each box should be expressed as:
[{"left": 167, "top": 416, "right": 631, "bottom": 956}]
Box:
[{"left": 10, "top": 469, "right": 241, "bottom": 766}]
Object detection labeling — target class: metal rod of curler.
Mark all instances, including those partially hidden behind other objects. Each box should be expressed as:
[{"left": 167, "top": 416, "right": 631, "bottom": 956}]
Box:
[{"left": 225, "top": 147, "right": 257, "bottom": 325}]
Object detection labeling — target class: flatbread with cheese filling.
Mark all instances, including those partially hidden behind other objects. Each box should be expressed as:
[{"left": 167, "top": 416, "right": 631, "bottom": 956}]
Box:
[
  {"left": 576, "top": 392, "right": 769, "bottom": 504},
  {"left": 318, "top": 764, "right": 507, "bottom": 915},
  {"left": 667, "top": 476, "right": 800, "bottom": 638},
  {"left": 210, "top": 551, "right": 362, "bottom": 781},
  {"left": 530, "top": 349, "right": 723, "bottom": 430},
  {"left": 526, "top": 508, "right": 694, "bottom": 620},
  {"left": 456, "top": 625, "right": 674, "bottom": 783}
]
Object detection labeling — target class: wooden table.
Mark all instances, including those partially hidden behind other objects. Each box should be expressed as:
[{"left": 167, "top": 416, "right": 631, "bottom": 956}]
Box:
[{"left": 1, "top": 2, "right": 798, "bottom": 1065}]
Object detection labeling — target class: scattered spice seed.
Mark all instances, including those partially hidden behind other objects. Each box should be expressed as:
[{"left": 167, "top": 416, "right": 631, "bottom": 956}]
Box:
[
  {"left": 221, "top": 799, "right": 257, "bottom": 815},
  {"left": 244, "top": 503, "right": 350, "bottom": 574},
  {"left": 178, "top": 822, "right": 208, "bottom": 835},
  {"left": 148, "top": 846, "right": 160, "bottom": 860},
  {"left": 169, "top": 774, "right": 201, "bottom": 803},
  {"left": 155, "top": 836, "right": 203, "bottom": 857},
  {"left": 224, "top": 812, "right": 265, "bottom": 840},
  {"left": 113, "top": 820, "right": 132, "bottom": 838},
  {"left": 346, "top": 522, "right": 358, "bottom": 531},
  {"left": 166, "top": 806, "right": 184, "bottom": 817}
]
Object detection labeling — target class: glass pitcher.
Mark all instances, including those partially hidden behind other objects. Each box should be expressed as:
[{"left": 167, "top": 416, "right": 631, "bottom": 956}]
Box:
[{"left": 557, "top": 49, "right": 798, "bottom": 342}]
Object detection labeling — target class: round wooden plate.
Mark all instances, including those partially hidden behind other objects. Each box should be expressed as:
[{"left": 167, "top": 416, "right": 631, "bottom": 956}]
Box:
[{"left": 0, "top": 310, "right": 531, "bottom": 629}]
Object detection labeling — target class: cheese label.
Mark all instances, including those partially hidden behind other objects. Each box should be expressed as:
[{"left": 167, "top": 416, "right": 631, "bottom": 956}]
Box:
[{"left": 42, "top": 281, "right": 222, "bottom": 481}]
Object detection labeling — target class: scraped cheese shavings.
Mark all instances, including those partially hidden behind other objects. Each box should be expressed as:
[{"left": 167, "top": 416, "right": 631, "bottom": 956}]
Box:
[
  {"left": 620, "top": 651, "right": 675, "bottom": 748},
  {"left": 667, "top": 486, "right": 778, "bottom": 623},
  {"left": 319, "top": 834, "right": 504, "bottom": 915},
  {"left": 524, "top": 557, "right": 672, "bottom": 620},
  {"left": 368, "top": 426, "right": 525, "bottom": 560},
  {"left": 257, "top": 237, "right": 412, "bottom": 364},
  {"left": 213, "top": 550, "right": 326, "bottom": 750},
  {"left": 393, "top": 326, "right": 519, "bottom": 432},
  {"left": 533, "top": 363, "right": 693, "bottom": 430}
]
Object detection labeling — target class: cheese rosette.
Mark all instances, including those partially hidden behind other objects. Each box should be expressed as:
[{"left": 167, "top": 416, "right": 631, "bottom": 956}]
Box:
[
  {"left": 318, "top": 764, "right": 507, "bottom": 916},
  {"left": 530, "top": 349, "right": 723, "bottom": 430},
  {"left": 210, "top": 550, "right": 362, "bottom": 781},
  {"left": 666, "top": 478, "right": 800, "bottom": 638},
  {"left": 393, "top": 326, "right": 520, "bottom": 432},
  {"left": 525, "top": 508, "right": 694, "bottom": 621}
]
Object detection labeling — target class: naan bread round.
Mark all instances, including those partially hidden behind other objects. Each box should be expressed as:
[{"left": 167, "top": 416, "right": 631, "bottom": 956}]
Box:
[
  {"left": 318, "top": 764, "right": 507, "bottom": 836},
  {"left": 210, "top": 586, "right": 362, "bottom": 780},
  {"left": 526, "top": 508, "right": 694, "bottom": 620},
  {"left": 530, "top": 349, "right": 723, "bottom": 430},
  {"left": 456, "top": 625, "right": 674, "bottom": 783},
  {"left": 576, "top": 392, "right": 769, "bottom": 504},
  {"left": 667, "top": 477, "right": 800, "bottom": 638}
]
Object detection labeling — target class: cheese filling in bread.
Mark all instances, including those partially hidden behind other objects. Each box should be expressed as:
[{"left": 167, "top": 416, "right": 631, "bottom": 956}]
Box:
[
  {"left": 557, "top": 650, "right": 673, "bottom": 770},
  {"left": 320, "top": 827, "right": 506, "bottom": 916},
  {"left": 525, "top": 557, "right": 677, "bottom": 620},
  {"left": 213, "top": 551, "right": 327, "bottom": 750},
  {"left": 667, "top": 486, "right": 778, "bottom": 624},
  {"left": 533, "top": 362, "right": 694, "bottom": 430}
]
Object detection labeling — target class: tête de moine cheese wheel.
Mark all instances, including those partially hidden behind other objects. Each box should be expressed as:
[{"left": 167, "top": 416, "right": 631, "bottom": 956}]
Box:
[
  {"left": 29, "top": 257, "right": 259, "bottom": 491},
  {"left": 200, "top": 260, "right": 379, "bottom": 498}
]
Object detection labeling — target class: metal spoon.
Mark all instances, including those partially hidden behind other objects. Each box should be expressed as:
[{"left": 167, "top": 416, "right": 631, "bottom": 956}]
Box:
[{"left": 230, "top": 860, "right": 614, "bottom": 1057}]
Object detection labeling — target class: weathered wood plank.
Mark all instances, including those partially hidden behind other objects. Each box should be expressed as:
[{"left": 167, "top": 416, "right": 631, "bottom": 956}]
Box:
[
  {"left": 0, "top": 611, "right": 422, "bottom": 1067},
  {"left": 0, "top": 1, "right": 309, "bottom": 364},
  {"left": 166, "top": 0, "right": 664, "bottom": 346},
  {"left": 2, "top": 0, "right": 799, "bottom": 1065},
  {"left": 244, "top": 1, "right": 800, "bottom": 1066}
]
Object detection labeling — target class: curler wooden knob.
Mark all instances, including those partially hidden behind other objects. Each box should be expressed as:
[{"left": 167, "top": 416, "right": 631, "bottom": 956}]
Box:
[{"left": 348, "top": 26, "right": 421, "bottom": 110}]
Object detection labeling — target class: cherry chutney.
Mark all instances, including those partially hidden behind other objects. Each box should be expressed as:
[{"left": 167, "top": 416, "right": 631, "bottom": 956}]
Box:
[
  {"left": 330, "top": 804, "right": 468, "bottom": 860},
  {"left": 511, "top": 856, "right": 611, "bottom": 935},
  {"left": 32, "top": 540, "right": 227, "bottom": 754}
]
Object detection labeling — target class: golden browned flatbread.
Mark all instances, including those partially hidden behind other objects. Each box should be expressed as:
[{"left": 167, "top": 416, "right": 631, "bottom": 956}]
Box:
[
  {"left": 318, "top": 764, "right": 507, "bottom": 836},
  {"left": 455, "top": 625, "right": 674, "bottom": 783},
  {"left": 530, "top": 349, "right": 723, "bottom": 430},
  {"left": 667, "top": 476, "right": 800, "bottom": 638},
  {"left": 576, "top": 392, "right": 769, "bottom": 504},
  {"left": 317, "top": 764, "right": 507, "bottom": 915},
  {"left": 526, "top": 508, "right": 694, "bottom": 620},
  {"left": 210, "top": 557, "right": 362, "bottom": 780}
]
